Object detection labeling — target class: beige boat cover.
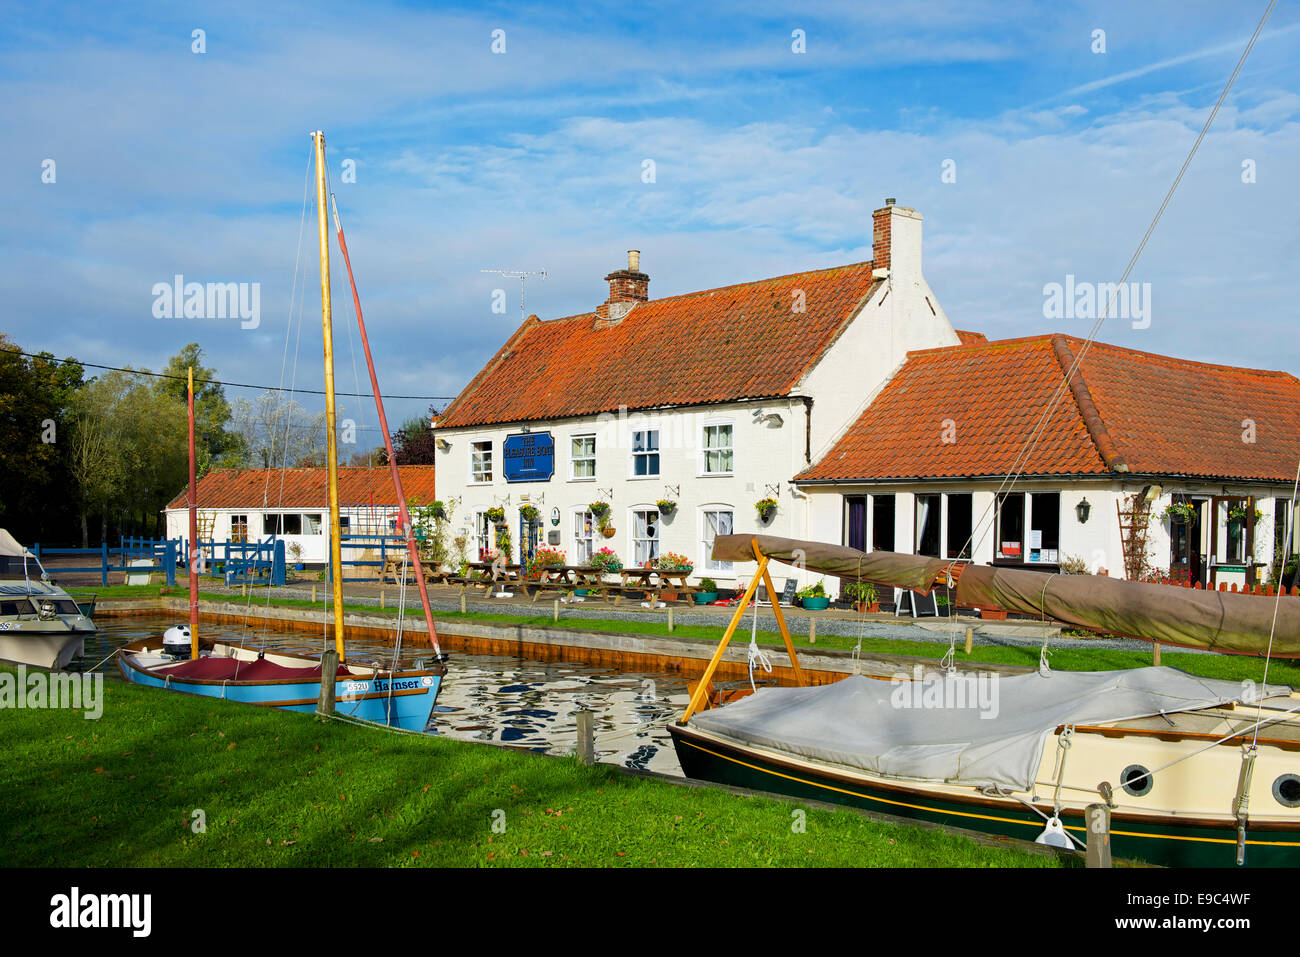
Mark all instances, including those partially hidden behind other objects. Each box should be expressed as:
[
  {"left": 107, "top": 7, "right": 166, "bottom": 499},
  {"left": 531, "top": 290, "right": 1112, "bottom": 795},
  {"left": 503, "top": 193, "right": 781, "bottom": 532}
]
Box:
[
  {"left": 0, "top": 529, "right": 34, "bottom": 558},
  {"left": 711, "top": 534, "right": 1300, "bottom": 656}
]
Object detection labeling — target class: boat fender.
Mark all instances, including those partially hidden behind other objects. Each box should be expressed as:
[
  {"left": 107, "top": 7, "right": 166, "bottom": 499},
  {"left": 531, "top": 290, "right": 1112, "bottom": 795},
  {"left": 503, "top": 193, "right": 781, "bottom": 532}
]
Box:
[{"left": 1034, "top": 816, "right": 1072, "bottom": 849}]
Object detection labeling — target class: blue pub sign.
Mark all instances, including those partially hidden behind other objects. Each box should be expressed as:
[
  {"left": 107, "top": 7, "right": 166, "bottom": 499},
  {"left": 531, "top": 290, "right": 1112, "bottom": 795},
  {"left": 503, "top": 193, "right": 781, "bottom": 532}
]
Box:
[{"left": 503, "top": 431, "right": 555, "bottom": 482}]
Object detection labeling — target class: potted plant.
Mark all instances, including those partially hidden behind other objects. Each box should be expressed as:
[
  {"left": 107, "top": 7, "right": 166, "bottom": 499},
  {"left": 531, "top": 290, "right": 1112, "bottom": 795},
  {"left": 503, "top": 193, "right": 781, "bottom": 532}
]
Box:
[
  {"left": 1164, "top": 502, "right": 1197, "bottom": 525},
  {"left": 656, "top": 499, "right": 677, "bottom": 517},
  {"left": 843, "top": 580, "right": 878, "bottom": 613},
  {"left": 288, "top": 542, "right": 304, "bottom": 571},
  {"left": 525, "top": 546, "right": 565, "bottom": 581},
  {"left": 654, "top": 551, "right": 692, "bottom": 600},
  {"left": 428, "top": 500, "right": 447, "bottom": 521},
  {"left": 693, "top": 577, "right": 719, "bottom": 604},
  {"left": 755, "top": 497, "right": 778, "bottom": 524},
  {"left": 486, "top": 506, "right": 506, "bottom": 524},
  {"left": 519, "top": 504, "right": 540, "bottom": 524},
  {"left": 1228, "top": 504, "right": 1263, "bottom": 525},
  {"left": 797, "top": 579, "right": 829, "bottom": 610}
]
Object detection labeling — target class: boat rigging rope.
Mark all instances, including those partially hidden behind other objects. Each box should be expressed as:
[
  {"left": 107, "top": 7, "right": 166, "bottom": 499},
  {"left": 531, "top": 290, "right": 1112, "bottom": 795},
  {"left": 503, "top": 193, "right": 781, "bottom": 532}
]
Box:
[
  {"left": 747, "top": 597, "right": 772, "bottom": 692},
  {"left": 1037, "top": 576, "right": 1055, "bottom": 677}
]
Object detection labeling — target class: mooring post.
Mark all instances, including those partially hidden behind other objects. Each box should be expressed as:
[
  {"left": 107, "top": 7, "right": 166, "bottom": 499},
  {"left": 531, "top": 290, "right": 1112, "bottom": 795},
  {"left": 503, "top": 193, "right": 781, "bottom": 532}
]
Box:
[
  {"left": 380, "top": 588, "right": 385, "bottom": 610},
  {"left": 553, "top": 599, "right": 559, "bottom": 623},
  {"left": 460, "top": 594, "right": 466, "bottom": 614},
  {"left": 241, "top": 583, "right": 247, "bottom": 598},
  {"left": 808, "top": 618, "right": 816, "bottom": 644},
  {"left": 576, "top": 709, "right": 595, "bottom": 765},
  {"left": 668, "top": 607, "right": 674, "bottom": 632},
  {"left": 317, "top": 649, "right": 340, "bottom": 718},
  {"left": 1153, "top": 642, "right": 1161, "bottom": 666},
  {"left": 1084, "top": 803, "right": 1112, "bottom": 868},
  {"left": 312, "top": 583, "right": 317, "bottom": 602},
  {"left": 965, "top": 626, "right": 974, "bottom": 654}
]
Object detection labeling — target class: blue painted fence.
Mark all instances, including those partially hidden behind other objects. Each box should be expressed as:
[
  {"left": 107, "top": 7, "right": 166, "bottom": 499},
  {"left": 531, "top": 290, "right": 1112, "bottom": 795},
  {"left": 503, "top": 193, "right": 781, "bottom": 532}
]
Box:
[{"left": 33, "top": 537, "right": 180, "bottom": 587}]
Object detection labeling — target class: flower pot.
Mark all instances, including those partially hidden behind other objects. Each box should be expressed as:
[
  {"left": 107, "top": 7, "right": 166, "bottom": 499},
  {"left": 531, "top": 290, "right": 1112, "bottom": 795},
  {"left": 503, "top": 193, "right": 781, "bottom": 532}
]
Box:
[
  {"left": 295, "top": 562, "right": 305, "bottom": 571},
  {"left": 801, "top": 596, "right": 829, "bottom": 610},
  {"left": 661, "top": 592, "right": 678, "bottom": 602},
  {"left": 854, "top": 601, "right": 880, "bottom": 614},
  {"left": 600, "top": 527, "right": 616, "bottom": 538},
  {"left": 693, "top": 592, "right": 718, "bottom": 604},
  {"left": 574, "top": 588, "right": 590, "bottom": 596},
  {"left": 980, "top": 608, "right": 1008, "bottom": 621}
]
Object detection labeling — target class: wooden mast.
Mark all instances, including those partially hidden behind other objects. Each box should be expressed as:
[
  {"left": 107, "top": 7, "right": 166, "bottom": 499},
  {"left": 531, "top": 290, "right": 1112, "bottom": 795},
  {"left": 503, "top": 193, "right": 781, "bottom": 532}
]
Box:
[
  {"left": 187, "top": 366, "right": 199, "bottom": 659},
  {"left": 313, "top": 130, "right": 347, "bottom": 663}
]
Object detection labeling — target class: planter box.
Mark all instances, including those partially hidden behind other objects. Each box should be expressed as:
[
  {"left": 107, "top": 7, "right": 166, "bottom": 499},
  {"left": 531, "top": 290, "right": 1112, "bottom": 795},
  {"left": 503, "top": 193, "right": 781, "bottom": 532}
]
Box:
[
  {"left": 800, "top": 596, "right": 830, "bottom": 610},
  {"left": 854, "top": 601, "right": 881, "bottom": 614},
  {"left": 693, "top": 591, "right": 718, "bottom": 604},
  {"left": 980, "top": 608, "right": 1008, "bottom": 621}
]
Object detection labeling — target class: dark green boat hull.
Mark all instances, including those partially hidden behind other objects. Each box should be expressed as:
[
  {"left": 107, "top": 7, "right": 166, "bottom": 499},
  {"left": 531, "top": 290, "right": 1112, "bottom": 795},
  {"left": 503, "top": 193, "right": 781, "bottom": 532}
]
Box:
[{"left": 669, "top": 724, "right": 1300, "bottom": 868}]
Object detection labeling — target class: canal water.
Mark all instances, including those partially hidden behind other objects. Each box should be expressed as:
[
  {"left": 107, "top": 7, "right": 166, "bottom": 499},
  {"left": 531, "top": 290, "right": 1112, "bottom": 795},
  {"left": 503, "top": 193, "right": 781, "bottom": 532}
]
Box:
[{"left": 84, "top": 615, "right": 688, "bottom": 776}]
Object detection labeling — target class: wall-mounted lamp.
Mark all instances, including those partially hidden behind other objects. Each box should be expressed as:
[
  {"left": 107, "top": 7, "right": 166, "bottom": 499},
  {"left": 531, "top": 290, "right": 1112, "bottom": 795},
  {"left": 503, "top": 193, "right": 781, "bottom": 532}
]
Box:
[
  {"left": 435, "top": 438, "right": 451, "bottom": 452},
  {"left": 1076, "top": 497, "right": 1091, "bottom": 524}
]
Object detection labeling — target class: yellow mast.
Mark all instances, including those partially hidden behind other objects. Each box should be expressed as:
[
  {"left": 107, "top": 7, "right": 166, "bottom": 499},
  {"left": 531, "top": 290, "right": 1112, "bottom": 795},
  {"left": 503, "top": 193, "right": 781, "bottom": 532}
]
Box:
[{"left": 313, "top": 130, "right": 347, "bottom": 663}]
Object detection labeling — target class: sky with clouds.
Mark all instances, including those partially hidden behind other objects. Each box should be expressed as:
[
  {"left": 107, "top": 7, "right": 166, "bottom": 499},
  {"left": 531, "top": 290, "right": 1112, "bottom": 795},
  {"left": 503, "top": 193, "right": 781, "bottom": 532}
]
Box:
[{"left": 2, "top": 0, "right": 1298, "bottom": 440}]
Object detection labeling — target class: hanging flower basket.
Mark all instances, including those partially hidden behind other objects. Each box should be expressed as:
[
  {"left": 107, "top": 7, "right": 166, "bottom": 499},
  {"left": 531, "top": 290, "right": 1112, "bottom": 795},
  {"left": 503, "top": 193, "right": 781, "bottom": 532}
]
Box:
[
  {"left": 588, "top": 501, "right": 611, "bottom": 519},
  {"left": 485, "top": 506, "right": 505, "bottom": 524},
  {"left": 755, "top": 497, "right": 778, "bottom": 523},
  {"left": 600, "top": 526, "right": 617, "bottom": 539},
  {"left": 519, "top": 504, "right": 540, "bottom": 524},
  {"left": 655, "top": 499, "right": 677, "bottom": 517},
  {"left": 1163, "top": 502, "right": 1197, "bottom": 526}
]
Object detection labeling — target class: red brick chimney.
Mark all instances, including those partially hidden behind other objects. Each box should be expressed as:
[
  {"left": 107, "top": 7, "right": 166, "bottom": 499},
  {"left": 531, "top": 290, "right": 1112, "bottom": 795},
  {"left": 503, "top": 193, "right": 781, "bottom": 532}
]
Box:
[
  {"left": 598, "top": 250, "right": 648, "bottom": 317},
  {"left": 872, "top": 198, "right": 922, "bottom": 278}
]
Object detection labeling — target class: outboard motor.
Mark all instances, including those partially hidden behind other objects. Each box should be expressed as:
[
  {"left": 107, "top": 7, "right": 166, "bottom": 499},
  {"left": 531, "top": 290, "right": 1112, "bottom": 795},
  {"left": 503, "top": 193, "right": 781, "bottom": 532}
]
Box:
[
  {"left": 162, "top": 625, "right": 192, "bottom": 659},
  {"left": 37, "top": 600, "right": 58, "bottom": 621}
]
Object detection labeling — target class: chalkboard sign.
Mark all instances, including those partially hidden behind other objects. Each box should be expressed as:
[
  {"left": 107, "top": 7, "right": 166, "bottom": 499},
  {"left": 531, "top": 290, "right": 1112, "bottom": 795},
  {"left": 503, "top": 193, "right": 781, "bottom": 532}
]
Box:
[
  {"left": 895, "top": 588, "right": 937, "bottom": 617},
  {"left": 780, "top": 579, "right": 798, "bottom": 605}
]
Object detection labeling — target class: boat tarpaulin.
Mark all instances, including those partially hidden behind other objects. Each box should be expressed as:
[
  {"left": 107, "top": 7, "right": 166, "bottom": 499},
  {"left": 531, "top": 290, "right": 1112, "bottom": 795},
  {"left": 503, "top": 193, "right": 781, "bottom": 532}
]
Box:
[
  {"left": 689, "top": 667, "right": 1290, "bottom": 791},
  {"left": 711, "top": 534, "right": 1300, "bottom": 656},
  {"left": 0, "top": 528, "right": 34, "bottom": 559}
]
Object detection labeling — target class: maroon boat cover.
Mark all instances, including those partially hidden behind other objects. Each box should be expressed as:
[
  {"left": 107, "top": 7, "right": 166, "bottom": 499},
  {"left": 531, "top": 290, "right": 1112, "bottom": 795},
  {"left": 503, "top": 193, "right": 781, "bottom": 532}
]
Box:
[
  {"left": 711, "top": 533, "right": 1300, "bottom": 656},
  {"left": 157, "top": 656, "right": 353, "bottom": 681}
]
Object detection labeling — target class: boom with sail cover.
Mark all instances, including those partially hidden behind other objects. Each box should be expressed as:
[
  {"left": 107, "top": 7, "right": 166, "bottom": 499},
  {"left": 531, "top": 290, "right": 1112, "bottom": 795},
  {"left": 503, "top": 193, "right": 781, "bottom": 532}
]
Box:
[{"left": 710, "top": 534, "right": 1300, "bottom": 657}]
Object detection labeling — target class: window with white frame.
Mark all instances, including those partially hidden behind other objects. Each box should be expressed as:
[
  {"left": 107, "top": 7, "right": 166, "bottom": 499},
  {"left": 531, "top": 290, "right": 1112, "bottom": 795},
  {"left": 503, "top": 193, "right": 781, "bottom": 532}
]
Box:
[
  {"left": 632, "top": 508, "right": 660, "bottom": 565},
  {"left": 702, "top": 423, "right": 733, "bottom": 474},
  {"left": 702, "top": 507, "right": 734, "bottom": 572},
  {"left": 302, "top": 513, "right": 323, "bottom": 535},
  {"left": 571, "top": 434, "right": 596, "bottom": 479},
  {"left": 631, "top": 429, "right": 659, "bottom": 477},
  {"left": 995, "top": 492, "right": 1060, "bottom": 562},
  {"left": 573, "top": 509, "right": 595, "bottom": 564},
  {"left": 470, "top": 441, "right": 493, "bottom": 483},
  {"left": 230, "top": 514, "right": 249, "bottom": 543}
]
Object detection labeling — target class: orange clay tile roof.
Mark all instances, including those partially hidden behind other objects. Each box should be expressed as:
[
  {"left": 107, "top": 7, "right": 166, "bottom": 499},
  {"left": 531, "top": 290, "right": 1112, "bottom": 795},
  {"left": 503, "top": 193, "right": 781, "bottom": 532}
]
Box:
[
  {"left": 955, "top": 330, "right": 987, "bottom": 346},
  {"left": 165, "top": 466, "right": 437, "bottom": 511},
  {"left": 436, "top": 262, "right": 882, "bottom": 428},
  {"left": 799, "top": 334, "right": 1300, "bottom": 483}
]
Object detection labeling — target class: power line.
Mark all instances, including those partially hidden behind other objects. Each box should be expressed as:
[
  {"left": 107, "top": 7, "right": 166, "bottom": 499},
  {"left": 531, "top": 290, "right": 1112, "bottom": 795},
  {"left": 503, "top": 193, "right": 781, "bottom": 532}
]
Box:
[{"left": 3, "top": 347, "right": 458, "bottom": 403}]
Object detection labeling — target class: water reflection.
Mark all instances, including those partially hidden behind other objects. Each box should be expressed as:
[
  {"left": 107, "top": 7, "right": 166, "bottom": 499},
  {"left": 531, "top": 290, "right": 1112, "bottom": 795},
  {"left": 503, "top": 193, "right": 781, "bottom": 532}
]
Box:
[{"left": 85, "top": 616, "right": 686, "bottom": 776}]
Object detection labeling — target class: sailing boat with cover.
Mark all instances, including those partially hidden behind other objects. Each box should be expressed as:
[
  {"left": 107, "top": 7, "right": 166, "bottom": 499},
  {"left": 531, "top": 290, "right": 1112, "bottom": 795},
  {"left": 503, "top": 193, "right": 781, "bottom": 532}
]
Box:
[{"left": 118, "top": 131, "right": 447, "bottom": 731}]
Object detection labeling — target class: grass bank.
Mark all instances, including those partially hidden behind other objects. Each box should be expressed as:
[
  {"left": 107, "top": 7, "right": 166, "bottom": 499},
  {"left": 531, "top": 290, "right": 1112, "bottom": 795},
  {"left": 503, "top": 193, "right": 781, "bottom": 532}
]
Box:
[{"left": 0, "top": 668, "right": 1061, "bottom": 868}]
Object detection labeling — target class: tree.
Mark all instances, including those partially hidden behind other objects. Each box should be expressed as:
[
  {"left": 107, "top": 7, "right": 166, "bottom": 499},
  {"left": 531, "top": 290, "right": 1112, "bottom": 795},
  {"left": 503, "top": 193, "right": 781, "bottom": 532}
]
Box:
[
  {"left": 386, "top": 407, "right": 439, "bottom": 464},
  {"left": 231, "top": 391, "right": 328, "bottom": 469},
  {"left": 156, "top": 343, "right": 246, "bottom": 473},
  {"left": 0, "top": 334, "right": 84, "bottom": 543}
]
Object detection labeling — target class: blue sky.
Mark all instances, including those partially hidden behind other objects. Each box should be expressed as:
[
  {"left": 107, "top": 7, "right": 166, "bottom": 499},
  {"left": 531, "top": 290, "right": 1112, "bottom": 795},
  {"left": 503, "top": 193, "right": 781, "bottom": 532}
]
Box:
[{"left": 2, "top": 0, "right": 1298, "bottom": 437}]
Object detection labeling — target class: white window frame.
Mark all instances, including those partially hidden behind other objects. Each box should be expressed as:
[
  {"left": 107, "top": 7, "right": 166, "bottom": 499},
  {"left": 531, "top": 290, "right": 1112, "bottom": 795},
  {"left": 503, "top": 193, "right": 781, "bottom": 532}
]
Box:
[
  {"left": 700, "top": 505, "right": 735, "bottom": 573},
  {"left": 570, "top": 432, "right": 596, "bottom": 481},
  {"left": 474, "top": 509, "right": 492, "bottom": 560},
  {"left": 631, "top": 506, "right": 660, "bottom": 566},
  {"left": 470, "top": 439, "right": 493, "bottom": 484},
  {"left": 995, "top": 491, "right": 1060, "bottom": 563},
  {"left": 700, "top": 419, "right": 735, "bottom": 476},
  {"left": 629, "top": 428, "right": 660, "bottom": 478},
  {"left": 572, "top": 508, "right": 595, "bottom": 564},
  {"left": 229, "top": 514, "right": 249, "bottom": 543}
]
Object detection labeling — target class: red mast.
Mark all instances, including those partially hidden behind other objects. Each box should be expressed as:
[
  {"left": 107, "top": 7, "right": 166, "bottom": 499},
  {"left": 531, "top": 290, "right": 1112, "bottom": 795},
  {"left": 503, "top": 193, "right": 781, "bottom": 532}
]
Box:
[
  {"left": 187, "top": 366, "right": 200, "bottom": 659},
  {"left": 329, "top": 194, "right": 444, "bottom": 659}
]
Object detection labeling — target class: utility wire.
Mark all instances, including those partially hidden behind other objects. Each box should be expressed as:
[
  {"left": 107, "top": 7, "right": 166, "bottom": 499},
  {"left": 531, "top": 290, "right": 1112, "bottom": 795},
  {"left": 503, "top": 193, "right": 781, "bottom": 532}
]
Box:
[{"left": 1, "top": 347, "right": 457, "bottom": 402}]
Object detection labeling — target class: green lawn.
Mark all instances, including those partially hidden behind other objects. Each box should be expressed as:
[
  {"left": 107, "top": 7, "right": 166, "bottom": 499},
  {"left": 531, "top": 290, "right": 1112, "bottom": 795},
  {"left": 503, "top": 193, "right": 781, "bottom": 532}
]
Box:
[{"left": 0, "top": 670, "right": 1063, "bottom": 868}]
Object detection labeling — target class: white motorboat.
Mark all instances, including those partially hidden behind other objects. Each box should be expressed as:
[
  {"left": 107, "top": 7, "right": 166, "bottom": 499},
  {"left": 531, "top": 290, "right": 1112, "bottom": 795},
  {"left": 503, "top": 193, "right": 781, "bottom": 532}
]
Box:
[{"left": 0, "top": 528, "right": 95, "bottom": 670}]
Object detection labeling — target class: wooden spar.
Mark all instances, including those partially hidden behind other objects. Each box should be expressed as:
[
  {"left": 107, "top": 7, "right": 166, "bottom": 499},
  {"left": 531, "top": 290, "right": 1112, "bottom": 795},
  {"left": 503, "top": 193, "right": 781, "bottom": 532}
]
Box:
[
  {"left": 187, "top": 366, "right": 199, "bottom": 660},
  {"left": 756, "top": 539, "right": 805, "bottom": 686},
  {"left": 312, "top": 130, "right": 347, "bottom": 663},
  {"left": 680, "top": 547, "right": 770, "bottom": 724},
  {"left": 329, "top": 193, "right": 443, "bottom": 659}
]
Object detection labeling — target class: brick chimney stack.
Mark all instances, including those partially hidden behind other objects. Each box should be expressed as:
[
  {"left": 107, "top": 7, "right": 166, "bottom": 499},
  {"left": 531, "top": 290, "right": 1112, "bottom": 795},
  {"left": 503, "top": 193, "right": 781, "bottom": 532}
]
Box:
[
  {"left": 871, "top": 198, "right": 922, "bottom": 278},
  {"left": 604, "top": 250, "right": 649, "bottom": 306}
]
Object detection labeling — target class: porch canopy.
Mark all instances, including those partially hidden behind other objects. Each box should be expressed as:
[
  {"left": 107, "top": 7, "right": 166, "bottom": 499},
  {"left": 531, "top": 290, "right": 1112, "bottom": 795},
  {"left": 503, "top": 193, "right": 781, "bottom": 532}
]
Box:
[{"left": 711, "top": 533, "right": 1300, "bottom": 657}]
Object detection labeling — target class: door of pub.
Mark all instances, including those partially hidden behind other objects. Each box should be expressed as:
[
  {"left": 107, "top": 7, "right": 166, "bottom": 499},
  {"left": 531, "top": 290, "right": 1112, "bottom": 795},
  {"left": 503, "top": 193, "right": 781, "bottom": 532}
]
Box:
[{"left": 1169, "top": 497, "right": 1207, "bottom": 585}]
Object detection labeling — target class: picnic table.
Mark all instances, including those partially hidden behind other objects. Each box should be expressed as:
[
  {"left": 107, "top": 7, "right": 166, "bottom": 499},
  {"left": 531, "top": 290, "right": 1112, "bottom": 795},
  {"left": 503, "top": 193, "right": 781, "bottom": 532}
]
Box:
[
  {"left": 381, "top": 553, "right": 457, "bottom": 586},
  {"left": 613, "top": 567, "right": 698, "bottom": 606},
  {"left": 461, "top": 559, "right": 524, "bottom": 595},
  {"left": 524, "top": 565, "right": 608, "bottom": 602}
]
